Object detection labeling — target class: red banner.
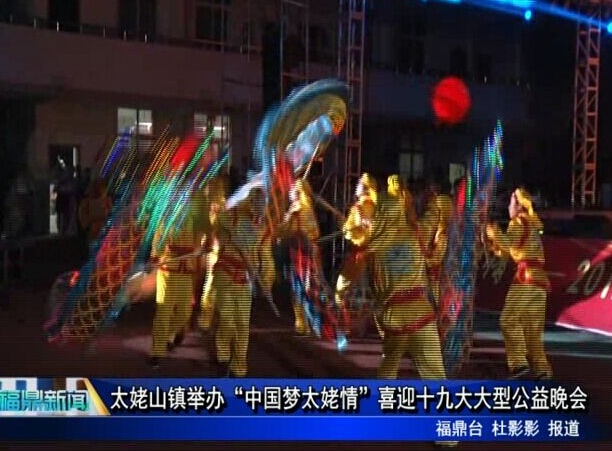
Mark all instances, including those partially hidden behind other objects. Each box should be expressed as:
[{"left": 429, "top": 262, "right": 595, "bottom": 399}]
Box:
[{"left": 475, "top": 236, "right": 612, "bottom": 336}]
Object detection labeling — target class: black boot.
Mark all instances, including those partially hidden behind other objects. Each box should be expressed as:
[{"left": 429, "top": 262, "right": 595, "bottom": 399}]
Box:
[
  {"left": 509, "top": 366, "right": 531, "bottom": 380},
  {"left": 167, "top": 332, "right": 185, "bottom": 352},
  {"left": 147, "top": 356, "right": 160, "bottom": 370},
  {"left": 535, "top": 372, "right": 552, "bottom": 381},
  {"left": 200, "top": 330, "right": 218, "bottom": 364},
  {"left": 216, "top": 361, "right": 230, "bottom": 377},
  {"left": 173, "top": 332, "right": 185, "bottom": 347},
  {"left": 433, "top": 441, "right": 459, "bottom": 448}
]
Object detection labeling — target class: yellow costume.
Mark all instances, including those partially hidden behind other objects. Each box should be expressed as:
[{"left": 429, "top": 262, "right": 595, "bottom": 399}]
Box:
[
  {"left": 197, "top": 176, "right": 229, "bottom": 331},
  {"left": 367, "top": 194, "right": 446, "bottom": 380},
  {"left": 205, "top": 192, "right": 275, "bottom": 377},
  {"left": 334, "top": 173, "right": 378, "bottom": 327},
  {"left": 149, "top": 213, "right": 196, "bottom": 365},
  {"left": 426, "top": 195, "right": 454, "bottom": 304},
  {"left": 275, "top": 180, "right": 321, "bottom": 335},
  {"left": 387, "top": 174, "right": 417, "bottom": 226},
  {"left": 486, "top": 188, "right": 552, "bottom": 379}
]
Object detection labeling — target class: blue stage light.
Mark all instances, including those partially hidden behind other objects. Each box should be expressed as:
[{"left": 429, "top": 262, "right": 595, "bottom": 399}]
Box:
[
  {"left": 607, "top": 22, "right": 612, "bottom": 34},
  {"left": 524, "top": 10, "right": 532, "bottom": 21}
]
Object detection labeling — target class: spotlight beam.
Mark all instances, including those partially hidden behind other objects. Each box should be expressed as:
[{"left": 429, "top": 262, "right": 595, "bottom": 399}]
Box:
[{"left": 436, "top": 0, "right": 611, "bottom": 30}]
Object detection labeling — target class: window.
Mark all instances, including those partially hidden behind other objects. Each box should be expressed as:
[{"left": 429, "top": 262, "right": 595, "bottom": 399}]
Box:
[
  {"left": 241, "top": 21, "right": 255, "bottom": 51},
  {"left": 371, "top": 24, "right": 396, "bottom": 68},
  {"left": 118, "top": 0, "right": 157, "bottom": 39},
  {"left": 399, "top": 152, "right": 423, "bottom": 180},
  {"left": 193, "top": 113, "right": 231, "bottom": 145},
  {"left": 308, "top": 25, "right": 330, "bottom": 63},
  {"left": 195, "top": 0, "right": 230, "bottom": 43},
  {"left": 117, "top": 108, "right": 153, "bottom": 135},
  {"left": 449, "top": 163, "right": 466, "bottom": 186},
  {"left": 449, "top": 47, "right": 468, "bottom": 78},
  {"left": 395, "top": 11, "right": 426, "bottom": 74},
  {"left": 396, "top": 37, "right": 424, "bottom": 74},
  {"left": 476, "top": 53, "right": 493, "bottom": 83},
  {"left": 47, "top": 0, "right": 80, "bottom": 33}
]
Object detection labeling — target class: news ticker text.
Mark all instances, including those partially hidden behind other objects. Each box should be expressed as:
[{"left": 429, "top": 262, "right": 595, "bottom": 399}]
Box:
[
  {"left": 435, "top": 419, "right": 581, "bottom": 439},
  {"left": 108, "top": 384, "right": 588, "bottom": 414}
]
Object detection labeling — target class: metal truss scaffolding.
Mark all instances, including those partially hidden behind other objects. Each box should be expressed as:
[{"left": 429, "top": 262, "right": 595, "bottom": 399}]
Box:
[
  {"left": 331, "top": 0, "right": 367, "bottom": 271},
  {"left": 571, "top": 3, "right": 602, "bottom": 208},
  {"left": 280, "top": 0, "right": 310, "bottom": 100}
]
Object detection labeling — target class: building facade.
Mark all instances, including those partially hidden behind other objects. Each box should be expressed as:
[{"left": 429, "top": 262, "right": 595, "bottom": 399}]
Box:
[{"left": 0, "top": 0, "right": 532, "bottom": 233}]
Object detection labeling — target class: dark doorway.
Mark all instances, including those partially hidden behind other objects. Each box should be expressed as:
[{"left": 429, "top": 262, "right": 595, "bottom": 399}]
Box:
[
  {"left": 48, "top": 145, "right": 79, "bottom": 236},
  {"left": 48, "top": 145, "right": 79, "bottom": 173},
  {"left": 47, "top": 0, "right": 80, "bottom": 32}
]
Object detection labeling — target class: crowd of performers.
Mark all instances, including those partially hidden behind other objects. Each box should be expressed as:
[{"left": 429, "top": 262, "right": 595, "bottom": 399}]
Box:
[{"left": 145, "top": 168, "right": 553, "bottom": 386}]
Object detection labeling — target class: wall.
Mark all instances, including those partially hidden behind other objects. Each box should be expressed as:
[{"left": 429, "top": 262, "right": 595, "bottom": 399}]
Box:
[
  {"left": 29, "top": 99, "right": 116, "bottom": 176},
  {"left": 365, "top": 68, "right": 530, "bottom": 126},
  {"left": 368, "top": 1, "right": 528, "bottom": 83},
  {"left": 0, "top": 24, "right": 261, "bottom": 109},
  {"left": 26, "top": 96, "right": 255, "bottom": 179}
]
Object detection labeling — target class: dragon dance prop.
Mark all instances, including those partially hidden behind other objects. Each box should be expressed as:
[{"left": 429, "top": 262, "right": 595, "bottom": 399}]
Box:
[
  {"left": 226, "top": 79, "right": 348, "bottom": 212},
  {"left": 226, "top": 79, "right": 349, "bottom": 350},
  {"left": 45, "top": 129, "right": 229, "bottom": 344},
  {"left": 438, "top": 120, "right": 504, "bottom": 376}
]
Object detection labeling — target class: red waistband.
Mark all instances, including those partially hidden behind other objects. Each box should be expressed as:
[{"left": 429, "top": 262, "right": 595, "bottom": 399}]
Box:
[
  {"left": 382, "top": 312, "right": 437, "bottom": 336},
  {"left": 159, "top": 264, "right": 194, "bottom": 275},
  {"left": 514, "top": 260, "right": 551, "bottom": 292},
  {"left": 216, "top": 254, "right": 249, "bottom": 284},
  {"left": 168, "top": 245, "right": 194, "bottom": 254},
  {"left": 513, "top": 277, "right": 551, "bottom": 293},
  {"left": 518, "top": 259, "right": 545, "bottom": 269},
  {"left": 428, "top": 265, "right": 441, "bottom": 280},
  {"left": 386, "top": 287, "right": 427, "bottom": 306}
]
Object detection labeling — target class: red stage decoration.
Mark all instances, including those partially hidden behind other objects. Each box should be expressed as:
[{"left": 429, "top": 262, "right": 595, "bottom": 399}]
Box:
[
  {"left": 431, "top": 76, "right": 472, "bottom": 125},
  {"left": 475, "top": 235, "right": 612, "bottom": 337}
]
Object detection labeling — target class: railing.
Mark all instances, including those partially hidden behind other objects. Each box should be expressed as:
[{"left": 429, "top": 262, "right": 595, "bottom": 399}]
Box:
[
  {"left": 368, "top": 61, "right": 532, "bottom": 89},
  {"left": 0, "top": 13, "right": 262, "bottom": 56},
  {"left": 0, "top": 13, "right": 530, "bottom": 88}
]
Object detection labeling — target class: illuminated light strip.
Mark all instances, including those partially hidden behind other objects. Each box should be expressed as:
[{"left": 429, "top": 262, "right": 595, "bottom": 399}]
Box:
[
  {"left": 436, "top": 0, "right": 611, "bottom": 28},
  {"left": 554, "top": 321, "right": 612, "bottom": 339}
]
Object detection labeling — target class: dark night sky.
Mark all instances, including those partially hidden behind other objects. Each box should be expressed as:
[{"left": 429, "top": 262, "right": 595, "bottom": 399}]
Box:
[{"left": 522, "top": 15, "right": 612, "bottom": 202}]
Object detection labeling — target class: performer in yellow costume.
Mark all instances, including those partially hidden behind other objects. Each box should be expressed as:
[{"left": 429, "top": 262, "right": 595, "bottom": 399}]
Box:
[
  {"left": 195, "top": 176, "right": 229, "bottom": 365},
  {"left": 426, "top": 194, "right": 454, "bottom": 305},
  {"left": 365, "top": 193, "right": 447, "bottom": 381},
  {"left": 275, "top": 179, "right": 321, "bottom": 335},
  {"left": 367, "top": 174, "right": 417, "bottom": 339},
  {"left": 334, "top": 173, "right": 378, "bottom": 330},
  {"left": 205, "top": 189, "right": 275, "bottom": 377},
  {"left": 486, "top": 187, "right": 552, "bottom": 380},
  {"left": 197, "top": 176, "right": 229, "bottom": 332},
  {"left": 148, "top": 211, "right": 196, "bottom": 369},
  {"left": 386, "top": 174, "right": 417, "bottom": 226}
]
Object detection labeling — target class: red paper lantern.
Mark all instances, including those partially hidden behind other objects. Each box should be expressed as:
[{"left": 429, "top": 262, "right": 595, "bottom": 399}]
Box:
[{"left": 431, "top": 77, "right": 472, "bottom": 125}]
